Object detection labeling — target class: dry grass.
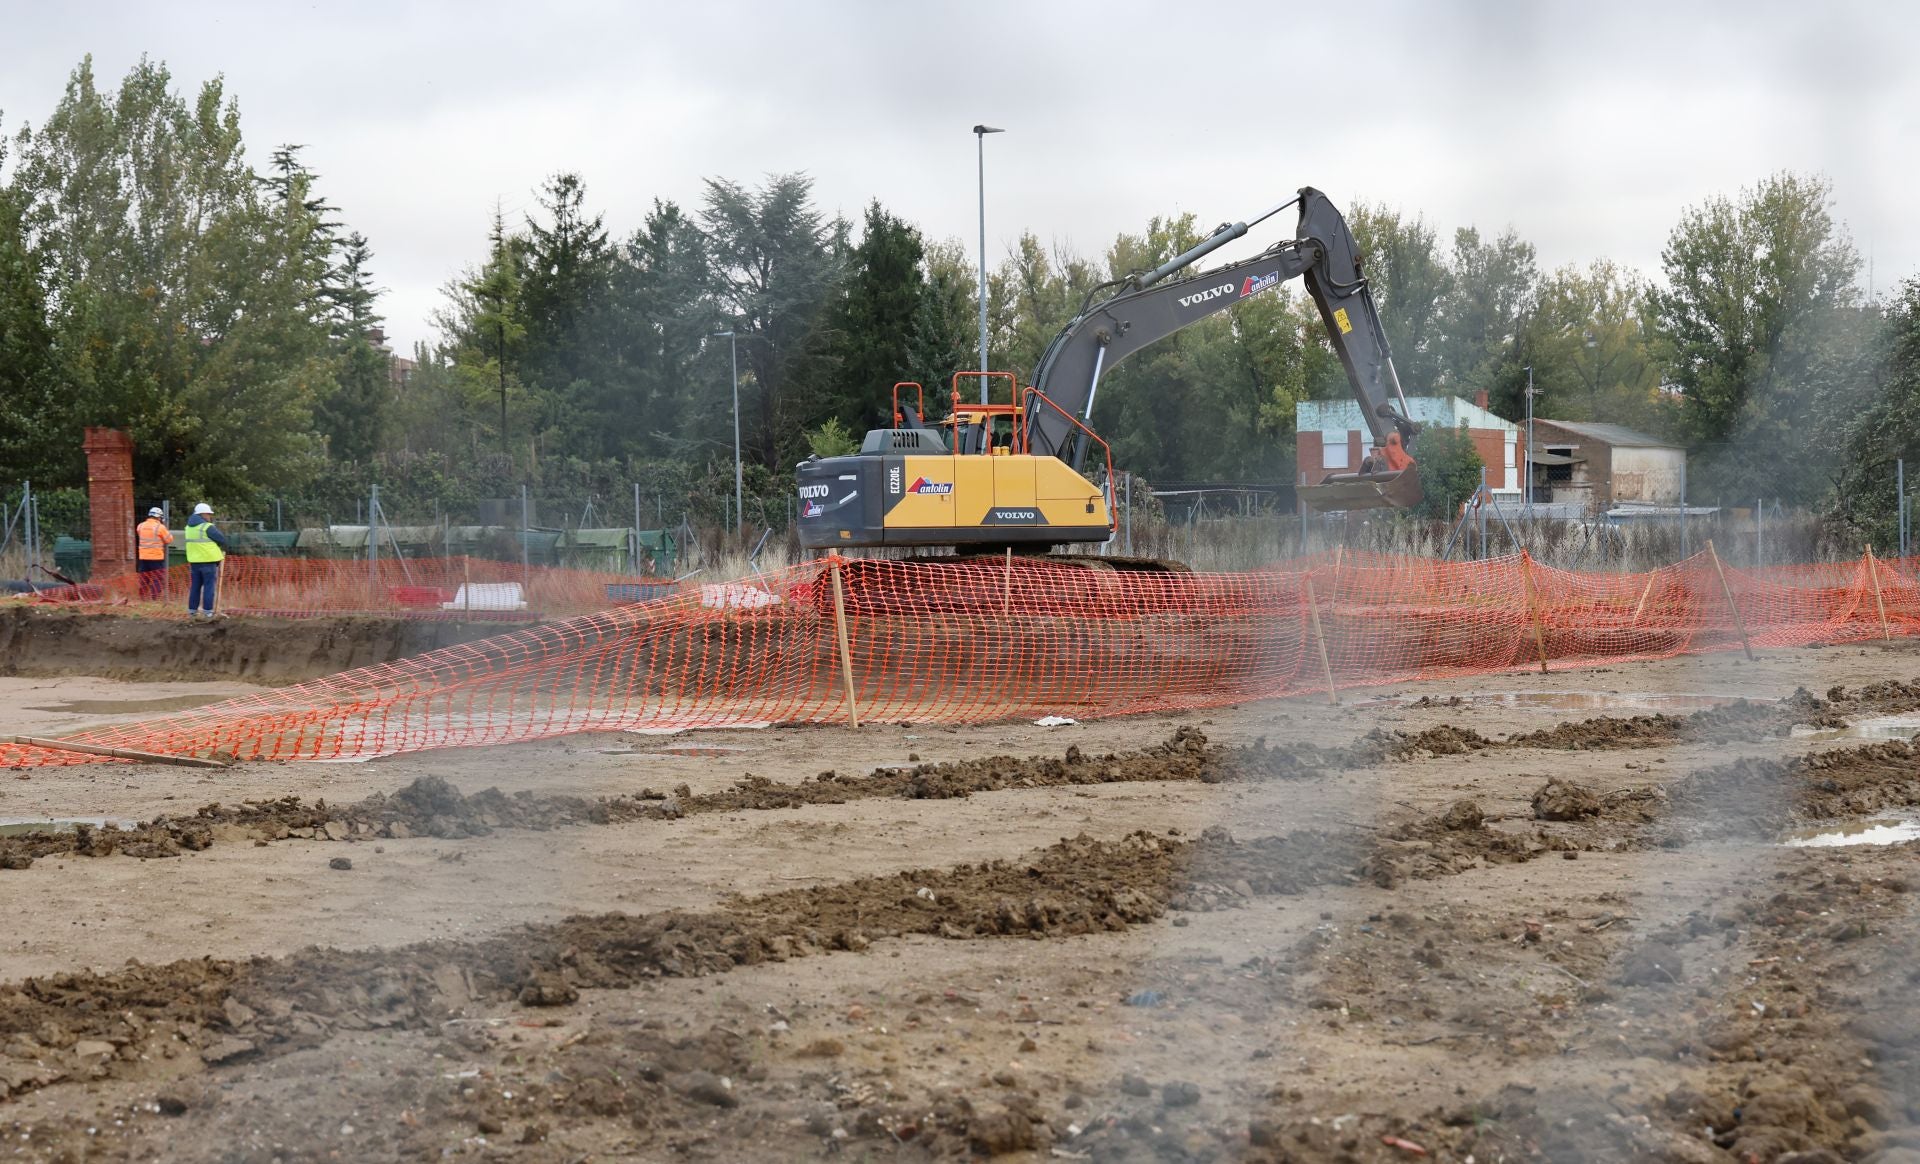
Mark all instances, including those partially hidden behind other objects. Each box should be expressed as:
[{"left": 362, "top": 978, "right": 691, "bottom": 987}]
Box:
[
  {"left": 697, "top": 508, "right": 1855, "bottom": 579},
  {"left": 7, "top": 508, "right": 1850, "bottom": 593}
]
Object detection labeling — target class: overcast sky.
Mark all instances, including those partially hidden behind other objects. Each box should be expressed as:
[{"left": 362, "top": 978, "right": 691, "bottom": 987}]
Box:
[{"left": 4, "top": 0, "right": 1915, "bottom": 352}]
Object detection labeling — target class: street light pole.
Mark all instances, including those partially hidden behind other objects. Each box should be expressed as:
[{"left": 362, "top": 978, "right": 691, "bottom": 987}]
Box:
[
  {"left": 973, "top": 124, "right": 1004, "bottom": 405},
  {"left": 1524, "top": 365, "right": 1534, "bottom": 518},
  {"left": 713, "top": 330, "right": 742, "bottom": 533}
]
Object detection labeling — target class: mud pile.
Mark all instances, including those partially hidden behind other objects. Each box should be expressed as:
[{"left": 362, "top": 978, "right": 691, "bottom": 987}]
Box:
[
  {"left": 1366, "top": 688, "right": 1899, "bottom": 760},
  {"left": 1348, "top": 724, "right": 1498, "bottom": 762},
  {"left": 0, "top": 817, "right": 220, "bottom": 865},
  {"left": 0, "top": 779, "right": 663, "bottom": 865},
  {"left": 1793, "top": 677, "right": 1920, "bottom": 723},
  {"left": 1666, "top": 737, "right": 1920, "bottom": 841},
  {"left": 0, "top": 828, "right": 1192, "bottom": 1104},
  {"left": 0, "top": 729, "right": 1348, "bottom": 866},
  {"left": 0, "top": 821, "right": 1399, "bottom": 1105},
  {"left": 1506, "top": 682, "right": 1920, "bottom": 752}
]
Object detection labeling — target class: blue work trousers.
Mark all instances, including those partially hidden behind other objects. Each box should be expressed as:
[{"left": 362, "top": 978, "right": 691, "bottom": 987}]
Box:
[{"left": 187, "top": 562, "right": 221, "bottom": 613}]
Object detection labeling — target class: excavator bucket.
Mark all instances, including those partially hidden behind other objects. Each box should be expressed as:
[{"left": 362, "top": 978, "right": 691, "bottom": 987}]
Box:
[{"left": 1297, "top": 469, "right": 1422, "bottom": 513}]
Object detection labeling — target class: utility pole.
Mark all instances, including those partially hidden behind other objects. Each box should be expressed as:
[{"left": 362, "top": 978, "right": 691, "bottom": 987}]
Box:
[{"left": 713, "top": 330, "right": 743, "bottom": 533}]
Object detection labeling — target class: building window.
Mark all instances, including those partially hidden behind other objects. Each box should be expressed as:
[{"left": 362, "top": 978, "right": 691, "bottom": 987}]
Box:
[
  {"left": 1546, "top": 447, "right": 1575, "bottom": 483},
  {"left": 1322, "top": 431, "right": 1349, "bottom": 470}
]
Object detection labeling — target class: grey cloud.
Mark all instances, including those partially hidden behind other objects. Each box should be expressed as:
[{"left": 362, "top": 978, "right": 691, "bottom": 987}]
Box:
[{"left": 3, "top": 0, "right": 1914, "bottom": 350}]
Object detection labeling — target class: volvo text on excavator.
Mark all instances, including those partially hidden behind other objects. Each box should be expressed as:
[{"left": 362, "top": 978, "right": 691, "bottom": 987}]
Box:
[{"left": 794, "top": 186, "right": 1421, "bottom": 557}]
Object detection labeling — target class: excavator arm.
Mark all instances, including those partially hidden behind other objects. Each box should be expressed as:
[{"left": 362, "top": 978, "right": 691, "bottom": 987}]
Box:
[{"left": 1022, "top": 187, "right": 1420, "bottom": 510}]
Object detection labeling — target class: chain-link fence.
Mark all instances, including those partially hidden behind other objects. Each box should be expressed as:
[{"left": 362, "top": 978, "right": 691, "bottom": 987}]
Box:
[{"left": 15, "top": 460, "right": 1920, "bottom": 590}]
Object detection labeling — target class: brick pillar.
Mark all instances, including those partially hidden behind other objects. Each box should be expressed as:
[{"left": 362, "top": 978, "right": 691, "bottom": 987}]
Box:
[{"left": 82, "top": 427, "right": 137, "bottom": 582}]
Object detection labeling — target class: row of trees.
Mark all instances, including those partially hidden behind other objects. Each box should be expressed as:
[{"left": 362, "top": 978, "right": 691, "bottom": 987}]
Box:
[
  {"left": 0, "top": 57, "right": 388, "bottom": 505},
  {"left": 4, "top": 57, "right": 1918, "bottom": 542}
]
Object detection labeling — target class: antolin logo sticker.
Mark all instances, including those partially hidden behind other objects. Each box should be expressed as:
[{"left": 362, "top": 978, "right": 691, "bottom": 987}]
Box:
[
  {"left": 1241, "top": 271, "right": 1280, "bottom": 297},
  {"left": 1175, "top": 283, "right": 1235, "bottom": 308},
  {"left": 907, "top": 477, "right": 953, "bottom": 494},
  {"left": 802, "top": 500, "right": 824, "bottom": 518}
]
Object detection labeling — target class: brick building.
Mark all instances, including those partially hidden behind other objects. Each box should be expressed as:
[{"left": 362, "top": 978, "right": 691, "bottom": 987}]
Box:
[
  {"left": 1296, "top": 393, "right": 1524, "bottom": 502},
  {"left": 1526, "top": 420, "right": 1685, "bottom": 515}
]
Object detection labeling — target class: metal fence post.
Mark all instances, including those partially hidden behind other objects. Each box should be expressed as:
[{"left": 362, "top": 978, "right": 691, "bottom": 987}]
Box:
[
  {"left": 1298, "top": 472, "right": 1309, "bottom": 558},
  {"left": 24, "top": 481, "right": 37, "bottom": 577},
  {"left": 368, "top": 485, "right": 379, "bottom": 597},
  {"left": 1679, "top": 462, "right": 1689, "bottom": 561},
  {"left": 1478, "top": 466, "right": 1488, "bottom": 559}
]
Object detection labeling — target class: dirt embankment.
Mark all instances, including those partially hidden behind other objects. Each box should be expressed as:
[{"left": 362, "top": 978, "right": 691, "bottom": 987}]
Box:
[{"left": 0, "top": 605, "right": 511, "bottom": 684}]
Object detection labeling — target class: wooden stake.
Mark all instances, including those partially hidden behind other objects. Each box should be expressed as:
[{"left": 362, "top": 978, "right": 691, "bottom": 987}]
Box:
[
  {"left": 1705, "top": 540, "right": 1755, "bottom": 661},
  {"left": 7, "top": 735, "right": 231, "bottom": 769},
  {"left": 1630, "top": 571, "right": 1657, "bottom": 626},
  {"left": 1303, "top": 578, "right": 1338, "bottom": 705},
  {"left": 1520, "top": 551, "right": 1550, "bottom": 673},
  {"left": 1002, "top": 547, "right": 1014, "bottom": 619},
  {"left": 1866, "top": 544, "right": 1892, "bottom": 643},
  {"left": 827, "top": 554, "right": 861, "bottom": 729},
  {"left": 463, "top": 553, "right": 472, "bottom": 615}
]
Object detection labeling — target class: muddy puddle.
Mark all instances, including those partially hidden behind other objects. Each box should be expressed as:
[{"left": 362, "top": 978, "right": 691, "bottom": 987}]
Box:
[
  {"left": 1362, "top": 690, "right": 1752, "bottom": 713},
  {"left": 21, "top": 694, "right": 230, "bottom": 715},
  {"left": 1784, "top": 817, "right": 1920, "bottom": 847},
  {"left": 1791, "top": 712, "right": 1920, "bottom": 742}
]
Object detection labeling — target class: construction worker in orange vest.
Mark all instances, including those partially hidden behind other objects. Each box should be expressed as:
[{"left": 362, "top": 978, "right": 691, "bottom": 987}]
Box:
[{"left": 136, "top": 507, "right": 173, "bottom": 601}]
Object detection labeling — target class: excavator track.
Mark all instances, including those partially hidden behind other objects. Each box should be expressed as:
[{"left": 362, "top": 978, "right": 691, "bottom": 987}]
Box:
[
  {"left": 950, "top": 551, "right": 1191, "bottom": 574},
  {"left": 804, "top": 551, "right": 1190, "bottom": 618}
]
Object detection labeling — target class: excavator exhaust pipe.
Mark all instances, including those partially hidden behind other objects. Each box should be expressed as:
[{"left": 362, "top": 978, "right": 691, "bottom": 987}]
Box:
[{"left": 1297, "top": 469, "right": 1423, "bottom": 513}]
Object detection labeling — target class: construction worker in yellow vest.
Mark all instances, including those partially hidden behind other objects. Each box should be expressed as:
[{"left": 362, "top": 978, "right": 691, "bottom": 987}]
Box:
[
  {"left": 183, "top": 502, "right": 231, "bottom": 618},
  {"left": 135, "top": 507, "right": 173, "bottom": 601}
]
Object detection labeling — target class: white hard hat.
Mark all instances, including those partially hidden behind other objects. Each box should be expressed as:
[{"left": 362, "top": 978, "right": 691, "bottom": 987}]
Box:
[
  {"left": 148, "top": 507, "right": 163, "bottom": 517},
  {"left": 193, "top": 502, "right": 213, "bottom": 515}
]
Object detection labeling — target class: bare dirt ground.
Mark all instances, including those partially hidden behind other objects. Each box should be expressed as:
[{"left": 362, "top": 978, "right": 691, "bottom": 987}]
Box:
[{"left": 9, "top": 642, "right": 1920, "bottom": 1161}]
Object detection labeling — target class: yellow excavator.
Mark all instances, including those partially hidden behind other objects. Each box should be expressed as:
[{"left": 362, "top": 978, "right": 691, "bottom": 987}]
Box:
[{"left": 794, "top": 187, "right": 1421, "bottom": 557}]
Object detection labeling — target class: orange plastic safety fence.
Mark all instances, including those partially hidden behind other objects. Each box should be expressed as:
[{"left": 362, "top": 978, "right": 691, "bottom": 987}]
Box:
[
  {"left": 25, "top": 556, "right": 676, "bottom": 621},
  {"left": 5, "top": 550, "right": 1918, "bottom": 769}
]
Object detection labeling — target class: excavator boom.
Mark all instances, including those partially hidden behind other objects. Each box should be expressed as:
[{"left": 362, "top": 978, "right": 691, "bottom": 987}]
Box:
[
  {"left": 792, "top": 184, "right": 1419, "bottom": 559},
  {"left": 1024, "top": 187, "right": 1420, "bottom": 511}
]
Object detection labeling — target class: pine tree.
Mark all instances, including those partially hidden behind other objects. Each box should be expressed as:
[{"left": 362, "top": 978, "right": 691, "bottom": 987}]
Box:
[{"left": 314, "top": 232, "right": 388, "bottom": 461}]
